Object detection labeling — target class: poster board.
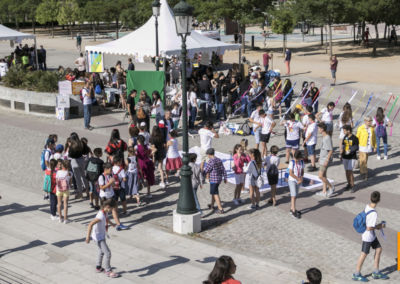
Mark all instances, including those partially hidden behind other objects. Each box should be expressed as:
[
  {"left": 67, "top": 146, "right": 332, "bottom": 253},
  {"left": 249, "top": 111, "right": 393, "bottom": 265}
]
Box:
[
  {"left": 58, "top": 80, "right": 72, "bottom": 96},
  {"left": 56, "top": 94, "right": 70, "bottom": 108},
  {"left": 126, "top": 71, "right": 165, "bottom": 103},
  {"left": 72, "top": 81, "right": 85, "bottom": 96},
  {"left": 88, "top": 51, "right": 104, "bottom": 73}
]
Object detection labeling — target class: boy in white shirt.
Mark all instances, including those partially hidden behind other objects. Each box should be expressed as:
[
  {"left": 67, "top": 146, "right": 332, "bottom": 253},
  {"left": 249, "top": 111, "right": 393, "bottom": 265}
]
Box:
[
  {"left": 248, "top": 103, "right": 264, "bottom": 150},
  {"left": 317, "top": 102, "right": 335, "bottom": 136},
  {"left": 352, "top": 191, "right": 388, "bottom": 281},
  {"left": 265, "top": 145, "right": 280, "bottom": 206},
  {"left": 303, "top": 114, "right": 318, "bottom": 171},
  {"left": 112, "top": 156, "right": 128, "bottom": 215},
  {"left": 281, "top": 112, "right": 304, "bottom": 163},
  {"left": 256, "top": 110, "right": 276, "bottom": 158}
]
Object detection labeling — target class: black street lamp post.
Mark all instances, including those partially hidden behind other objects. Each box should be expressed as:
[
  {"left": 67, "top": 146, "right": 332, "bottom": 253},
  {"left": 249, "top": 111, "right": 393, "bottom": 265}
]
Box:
[
  {"left": 152, "top": 0, "right": 161, "bottom": 71},
  {"left": 173, "top": 0, "right": 197, "bottom": 215}
]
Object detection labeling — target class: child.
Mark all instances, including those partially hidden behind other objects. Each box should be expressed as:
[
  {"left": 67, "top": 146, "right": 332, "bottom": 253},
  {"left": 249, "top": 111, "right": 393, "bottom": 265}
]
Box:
[
  {"left": 85, "top": 198, "right": 120, "bottom": 278},
  {"left": 111, "top": 155, "right": 128, "bottom": 215},
  {"left": 138, "top": 122, "right": 150, "bottom": 145},
  {"left": 203, "top": 148, "right": 227, "bottom": 214},
  {"left": 316, "top": 122, "right": 335, "bottom": 197},
  {"left": 301, "top": 105, "right": 313, "bottom": 163},
  {"left": 232, "top": 144, "right": 250, "bottom": 205},
  {"left": 171, "top": 102, "right": 181, "bottom": 129},
  {"left": 303, "top": 268, "right": 322, "bottom": 284},
  {"left": 125, "top": 147, "right": 144, "bottom": 206},
  {"left": 136, "top": 135, "right": 155, "bottom": 198},
  {"left": 352, "top": 191, "right": 388, "bottom": 281},
  {"left": 56, "top": 160, "right": 72, "bottom": 224},
  {"left": 189, "top": 153, "right": 203, "bottom": 215},
  {"left": 281, "top": 112, "right": 304, "bottom": 163},
  {"left": 265, "top": 145, "right": 280, "bottom": 206},
  {"left": 165, "top": 130, "right": 183, "bottom": 177},
  {"left": 373, "top": 107, "right": 392, "bottom": 160},
  {"left": 240, "top": 138, "right": 249, "bottom": 153},
  {"left": 86, "top": 148, "right": 104, "bottom": 210},
  {"left": 259, "top": 110, "right": 276, "bottom": 158},
  {"left": 341, "top": 125, "right": 359, "bottom": 193},
  {"left": 317, "top": 101, "right": 335, "bottom": 136},
  {"left": 53, "top": 144, "right": 64, "bottom": 160},
  {"left": 98, "top": 163, "right": 128, "bottom": 231},
  {"left": 42, "top": 138, "right": 55, "bottom": 200},
  {"left": 245, "top": 148, "right": 263, "bottom": 209},
  {"left": 288, "top": 150, "right": 304, "bottom": 219},
  {"left": 303, "top": 114, "right": 318, "bottom": 171},
  {"left": 44, "top": 159, "right": 58, "bottom": 220}
]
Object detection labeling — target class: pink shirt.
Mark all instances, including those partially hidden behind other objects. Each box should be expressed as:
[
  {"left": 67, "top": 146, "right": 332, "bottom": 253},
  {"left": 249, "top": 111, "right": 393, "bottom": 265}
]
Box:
[{"left": 233, "top": 153, "right": 250, "bottom": 174}]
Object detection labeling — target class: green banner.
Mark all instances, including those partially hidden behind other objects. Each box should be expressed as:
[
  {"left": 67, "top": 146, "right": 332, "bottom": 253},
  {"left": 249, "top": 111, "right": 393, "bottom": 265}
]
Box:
[{"left": 126, "top": 71, "right": 165, "bottom": 103}]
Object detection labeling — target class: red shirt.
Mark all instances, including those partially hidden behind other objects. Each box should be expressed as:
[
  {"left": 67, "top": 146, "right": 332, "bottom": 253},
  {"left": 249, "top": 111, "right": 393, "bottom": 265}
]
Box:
[
  {"left": 45, "top": 169, "right": 57, "bottom": 194},
  {"left": 263, "top": 53, "right": 271, "bottom": 66},
  {"left": 222, "top": 278, "right": 241, "bottom": 284}
]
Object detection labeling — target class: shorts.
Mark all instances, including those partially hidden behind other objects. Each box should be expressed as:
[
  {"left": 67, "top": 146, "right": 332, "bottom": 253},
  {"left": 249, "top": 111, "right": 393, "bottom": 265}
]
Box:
[
  {"left": 260, "top": 133, "right": 271, "bottom": 143},
  {"left": 306, "top": 144, "right": 316, "bottom": 155},
  {"left": 200, "top": 148, "right": 210, "bottom": 164},
  {"left": 56, "top": 190, "right": 70, "bottom": 198},
  {"left": 361, "top": 238, "right": 381, "bottom": 254},
  {"left": 331, "top": 70, "right": 336, "bottom": 79},
  {"left": 267, "top": 173, "right": 279, "bottom": 186},
  {"left": 343, "top": 159, "right": 356, "bottom": 171},
  {"left": 286, "top": 139, "right": 300, "bottom": 149},
  {"left": 234, "top": 173, "right": 245, "bottom": 185},
  {"left": 288, "top": 180, "right": 299, "bottom": 197},
  {"left": 254, "top": 128, "right": 261, "bottom": 144},
  {"left": 210, "top": 183, "right": 220, "bottom": 195},
  {"left": 113, "top": 188, "right": 126, "bottom": 202},
  {"left": 319, "top": 164, "right": 328, "bottom": 173},
  {"left": 89, "top": 181, "right": 99, "bottom": 196},
  {"left": 325, "top": 122, "right": 333, "bottom": 133}
]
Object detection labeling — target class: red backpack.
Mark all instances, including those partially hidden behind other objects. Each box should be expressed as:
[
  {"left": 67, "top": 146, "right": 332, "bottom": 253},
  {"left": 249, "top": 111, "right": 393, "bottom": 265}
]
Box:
[
  {"left": 56, "top": 176, "right": 69, "bottom": 192},
  {"left": 112, "top": 167, "right": 123, "bottom": 190}
]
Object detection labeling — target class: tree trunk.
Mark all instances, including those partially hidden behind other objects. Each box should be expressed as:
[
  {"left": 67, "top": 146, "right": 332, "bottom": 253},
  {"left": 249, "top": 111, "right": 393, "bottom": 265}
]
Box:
[
  {"left": 93, "top": 22, "right": 96, "bottom": 41},
  {"left": 116, "top": 18, "right": 119, "bottom": 39},
  {"left": 70, "top": 24, "right": 73, "bottom": 39},
  {"left": 361, "top": 21, "right": 366, "bottom": 41},
  {"left": 282, "top": 34, "right": 286, "bottom": 54},
  {"left": 383, "top": 23, "right": 387, "bottom": 39},
  {"left": 353, "top": 24, "right": 356, "bottom": 44},
  {"left": 51, "top": 22, "right": 54, "bottom": 38},
  {"left": 15, "top": 18, "right": 19, "bottom": 31},
  {"left": 372, "top": 23, "right": 378, "bottom": 57},
  {"left": 241, "top": 24, "right": 245, "bottom": 54},
  {"left": 32, "top": 18, "right": 36, "bottom": 34},
  {"left": 320, "top": 26, "right": 324, "bottom": 45},
  {"left": 329, "top": 24, "right": 333, "bottom": 57}
]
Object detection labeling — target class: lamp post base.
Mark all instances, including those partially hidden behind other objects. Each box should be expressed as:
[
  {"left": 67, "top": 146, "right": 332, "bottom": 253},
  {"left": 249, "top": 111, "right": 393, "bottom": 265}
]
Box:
[{"left": 173, "top": 209, "right": 201, "bottom": 234}]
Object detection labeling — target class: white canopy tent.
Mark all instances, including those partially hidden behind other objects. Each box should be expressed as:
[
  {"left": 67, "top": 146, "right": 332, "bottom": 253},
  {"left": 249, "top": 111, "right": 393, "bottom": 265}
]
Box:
[
  {"left": 0, "top": 24, "right": 38, "bottom": 68},
  {"left": 85, "top": 0, "right": 239, "bottom": 62}
]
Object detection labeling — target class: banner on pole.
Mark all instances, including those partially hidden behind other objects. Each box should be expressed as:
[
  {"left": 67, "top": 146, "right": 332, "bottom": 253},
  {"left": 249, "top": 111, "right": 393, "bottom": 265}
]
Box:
[{"left": 88, "top": 51, "right": 104, "bottom": 73}]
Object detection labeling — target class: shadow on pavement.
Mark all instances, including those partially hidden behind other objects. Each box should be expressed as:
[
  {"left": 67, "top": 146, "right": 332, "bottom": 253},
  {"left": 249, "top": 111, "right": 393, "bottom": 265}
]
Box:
[
  {"left": 123, "top": 255, "right": 190, "bottom": 277},
  {"left": 0, "top": 203, "right": 49, "bottom": 217},
  {"left": 195, "top": 256, "right": 218, "bottom": 264},
  {"left": 52, "top": 238, "right": 85, "bottom": 248},
  {"left": 300, "top": 196, "right": 355, "bottom": 215},
  {"left": 0, "top": 240, "right": 47, "bottom": 258}
]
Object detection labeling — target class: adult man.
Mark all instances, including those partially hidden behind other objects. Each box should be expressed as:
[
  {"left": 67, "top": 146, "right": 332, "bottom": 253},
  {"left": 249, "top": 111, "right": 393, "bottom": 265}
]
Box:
[
  {"left": 303, "top": 114, "right": 318, "bottom": 171},
  {"left": 39, "top": 45, "right": 47, "bottom": 71},
  {"left": 82, "top": 82, "right": 93, "bottom": 130},
  {"left": 330, "top": 55, "right": 338, "bottom": 86},
  {"left": 199, "top": 121, "right": 219, "bottom": 171},
  {"left": 389, "top": 26, "right": 397, "bottom": 45},
  {"left": 126, "top": 89, "right": 137, "bottom": 125},
  {"left": 248, "top": 104, "right": 263, "bottom": 150},
  {"left": 198, "top": 74, "right": 212, "bottom": 121},
  {"left": 284, "top": 48, "right": 292, "bottom": 75},
  {"left": 74, "top": 53, "right": 86, "bottom": 76},
  {"left": 76, "top": 33, "right": 82, "bottom": 52},
  {"left": 263, "top": 51, "right": 272, "bottom": 72},
  {"left": 356, "top": 116, "right": 376, "bottom": 180},
  {"left": 127, "top": 58, "right": 135, "bottom": 71},
  {"left": 316, "top": 122, "right": 335, "bottom": 197},
  {"left": 364, "top": 28, "right": 370, "bottom": 48},
  {"left": 341, "top": 125, "right": 359, "bottom": 193},
  {"left": 170, "top": 57, "right": 180, "bottom": 86}
]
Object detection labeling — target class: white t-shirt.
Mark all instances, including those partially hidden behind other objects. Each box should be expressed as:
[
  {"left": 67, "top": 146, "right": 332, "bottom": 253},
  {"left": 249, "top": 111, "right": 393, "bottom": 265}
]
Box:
[
  {"left": 139, "top": 132, "right": 150, "bottom": 146},
  {"left": 265, "top": 155, "right": 280, "bottom": 172},
  {"left": 154, "top": 99, "right": 164, "bottom": 116},
  {"left": 0, "top": 62, "right": 8, "bottom": 77},
  {"left": 338, "top": 112, "right": 353, "bottom": 139},
  {"left": 362, "top": 204, "right": 377, "bottom": 242},
  {"left": 189, "top": 91, "right": 197, "bottom": 107},
  {"left": 98, "top": 174, "right": 114, "bottom": 199},
  {"left": 172, "top": 108, "right": 180, "bottom": 122},
  {"left": 285, "top": 121, "right": 304, "bottom": 141},
  {"left": 302, "top": 114, "right": 310, "bottom": 127},
  {"left": 112, "top": 165, "right": 126, "bottom": 181},
  {"left": 167, "top": 138, "right": 180, "bottom": 159},
  {"left": 305, "top": 122, "right": 318, "bottom": 146},
  {"left": 56, "top": 170, "right": 70, "bottom": 190},
  {"left": 53, "top": 153, "right": 62, "bottom": 160},
  {"left": 288, "top": 160, "right": 304, "bottom": 182},
  {"left": 261, "top": 116, "right": 273, "bottom": 135},
  {"left": 199, "top": 128, "right": 215, "bottom": 151},
  {"left": 82, "top": 88, "right": 92, "bottom": 105},
  {"left": 91, "top": 210, "right": 107, "bottom": 241},
  {"left": 127, "top": 156, "right": 138, "bottom": 173},
  {"left": 76, "top": 57, "right": 86, "bottom": 71},
  {"left": 321, "top": 107, "right": 333, "bottom": 123},
  {"left": 250, "top": 109, "right": 262, "bottom": 129},
  {"left": 44, "top": 148, "right": 52, "bottom": 169},
  {"left": 266, "top": 97, "right": 274, "bottom": 112}
]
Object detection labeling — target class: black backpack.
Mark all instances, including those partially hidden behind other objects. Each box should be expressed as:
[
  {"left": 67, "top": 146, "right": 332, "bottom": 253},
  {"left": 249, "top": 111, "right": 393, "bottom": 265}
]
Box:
[
  {"left": 267, "top": 163, "right": 279, "bottom": 177},
  {"left": 236, "top": 120, "right": 251, "bottom": 136},
  {"left": 86, "top": 159, "right": 102, "bottom": 182}
]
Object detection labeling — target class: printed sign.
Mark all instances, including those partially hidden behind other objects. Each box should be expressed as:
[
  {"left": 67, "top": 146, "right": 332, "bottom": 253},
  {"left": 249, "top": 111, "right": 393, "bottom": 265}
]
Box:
[
  {"left": 58, "top": 80, "right": 72, "bottom": 96},
  {"left": 88, "top": 52, "right": 104, "bottom": 73},
  {"left": 57, "top": 94, "right": 70, "bottom": 108}
]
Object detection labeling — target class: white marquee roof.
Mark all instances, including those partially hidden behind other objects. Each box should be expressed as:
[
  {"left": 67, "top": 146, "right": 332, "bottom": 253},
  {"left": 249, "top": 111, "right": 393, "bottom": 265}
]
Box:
[
  {"left": 0, "top": 24, "right": 35, "bottom": 41},
  {"left": 85, "top": 0, "right": 238, "bottom": 60}
]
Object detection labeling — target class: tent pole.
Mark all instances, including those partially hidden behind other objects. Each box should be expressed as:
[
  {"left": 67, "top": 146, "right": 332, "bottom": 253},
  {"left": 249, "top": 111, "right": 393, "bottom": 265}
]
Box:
[{"left": 34, "top": 37, "right": 39, "bottom": 70}]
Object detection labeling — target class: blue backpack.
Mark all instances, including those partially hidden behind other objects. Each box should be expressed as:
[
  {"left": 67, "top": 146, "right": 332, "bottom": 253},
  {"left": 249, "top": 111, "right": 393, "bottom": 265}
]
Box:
[
  {"left": 353, "top": 209, "right": 375, "bottom": 234},
  {"left": 95, "top": 84, "right": 102, "bottom": 94},
  {"left": 40, "top": 149, "right": 50, "bottom": 171},
  {"left": 375, "top": 117, "right": 386, "bottom": 138}
]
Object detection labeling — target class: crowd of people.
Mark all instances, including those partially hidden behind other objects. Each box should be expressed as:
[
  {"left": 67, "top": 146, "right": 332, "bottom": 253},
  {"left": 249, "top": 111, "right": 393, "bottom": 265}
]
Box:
[{"left": 1, "top": 43, "right": 47, "bottom": 73}]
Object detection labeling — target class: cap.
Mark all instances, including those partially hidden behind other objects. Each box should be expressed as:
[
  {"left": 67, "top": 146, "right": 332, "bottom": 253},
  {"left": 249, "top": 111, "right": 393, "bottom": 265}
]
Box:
[
  {"left": 140, "top": 122, "right": 146, "bottom": 127},
  {"left": 158, "top": 120, "right": 165, "bottom": 128},
  {"left": 206, "top": 148, "right": 215, "bottom": 155},
  {"left": 55, "top": 144, "right": 64, "bottom": 152}
]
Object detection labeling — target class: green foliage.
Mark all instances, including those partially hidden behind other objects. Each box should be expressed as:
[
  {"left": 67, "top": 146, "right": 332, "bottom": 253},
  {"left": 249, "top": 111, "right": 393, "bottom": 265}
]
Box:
[
  {"left": 58, "top": 0, "right": 80, "bottom": 26},
  {"left": 3, "top": 67, "right": 60, "bottom": 93},
  {"left": 270, "top": 6, "right": 296, "bottom": 35}
]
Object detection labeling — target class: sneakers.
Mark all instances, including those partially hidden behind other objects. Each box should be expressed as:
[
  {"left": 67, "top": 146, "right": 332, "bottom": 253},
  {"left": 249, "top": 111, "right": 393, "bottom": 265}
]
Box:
[
  {"left": 308, "top": 166, "right": 317, "bottom": 172},
  {"left": 352, "top": 273, "right": 368, "bottom": 282},
  {"left": 116, "top": 224, "right": 128, "bottom": 231},
  {"left": 233, "top": 199, "right": 240, "bottom": 205},
  {"left": 59, "top": 217, "right": 63, "bottom": 223},
  {"left": 90, "top": 202, "right": 94, "bottom": 208},
  {"left": 96, "top": 267, "right": 104, "bottom": 273},
  {"left": 384, "top": 156, "right": 388, "bottom": 160},
  {"left": 290, "top": 210, "right": 300, "bottom": 219},
  {"left": 255, "top": 204, "right": 260, "bottom": 209},
  {"left": 315, "top": 191, "right": 327, "bottom": 197},
  {"left": 372, "top": 271, "right": 389, "bottom": 280},
  {"left": 377, "top": 156, "right": 381, "bottom": 160},
  {"left": 63, "top": 219, "right": 70, "bottom": 224},
  {"left": 105, "top": 271, "right": 120, "bottom": 278},
  {"left": 237, "top": 198, "right": 243, "bottom": 204},
  {"left": 350, "top": 186, "right": 355, "bottom": 193},
  {"left": 248, "top": 204, "right": 256, "bottom": 210},
  {"left": 327, "top": 185, "right": 335, "bottom": 197},
  {"left": 146, "top": 194, "right": 152, "bottom": 199},
  {"left": 94, "top": 205, "right": 100, "bottom": 210},
  {"left": 345, "top": 184, "right": 351, "bottom": 190},
  {"left": 50, "top": 215, "right": 58, "bottom": 221},
  {"left": 159, "top": 182, "right": 166, "bottom": 189}
]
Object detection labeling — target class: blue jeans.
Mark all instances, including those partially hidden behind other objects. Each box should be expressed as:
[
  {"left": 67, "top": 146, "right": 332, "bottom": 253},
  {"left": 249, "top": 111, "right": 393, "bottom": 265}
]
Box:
[
  {"left": 192, "top": 186, "right": 202, "bottom": 214},
  {"left": 247, "top": 100, "right": 254, "bottom": 118},
  {"left": 189, "top": 107, "right": 197, "bottom": 128},
  {"left": 83, "top": 104, "right": 92, "bottom": 128},
  {"left": 241, "top": 96, "right": 248, "bottom": 116},
  {"left": 376, "top": 135, "right": 388, "bottom": 156},
  {"left": 216, "top": 103, "right": 226, "bottom": 121}
]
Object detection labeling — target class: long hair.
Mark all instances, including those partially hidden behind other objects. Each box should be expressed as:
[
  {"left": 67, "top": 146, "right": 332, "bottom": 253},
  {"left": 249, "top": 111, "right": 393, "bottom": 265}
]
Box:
[
  {"left": 109, "top": 129, "right": 121, "bottom": 144},
  {"left": 283, "top": 79, "right": 292, "bottom": 95},
  {"left": 233, "top": 144, "right": 242, "bottom": 156},
  {"left": 341, "top": 103, "right": 353, "bottom": 124},
  {"left": 249, "top": 148, "right": 262, "bottom": 169},
  {"left": 203, "top": 256, "right": 234, "bottom": 284},
  {"left": 375, "top": 107, "right": 384, "bottom": 123},
  {"left": 150, "top": 126, "right": 164, "bottom": 145}
]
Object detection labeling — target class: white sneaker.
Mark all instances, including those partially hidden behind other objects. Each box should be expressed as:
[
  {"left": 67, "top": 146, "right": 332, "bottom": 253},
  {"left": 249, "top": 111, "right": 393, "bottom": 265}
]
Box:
[
  {"left": 59, "top": 218, "right": 63, "bottom": 223},
  {"left": 377, "top": 156, "right": 381, "bottom": 160},
  {"left": 315, "top": 191, "right": 326, "bottom": 197},
  {"left": 50, "top": 215, "right": 58, "bottom": 221},
  {"left": 63, "top": 219, "right": 70, "bottom": 224},
  {"left": 233, "top": 199, "right": 240, "bottom": 205},
  {"left": 384, "top": 156, "right": 388, "bottom": 160},
  {"left": 159, "top": 182, "right": 166, "bottom": 188}
]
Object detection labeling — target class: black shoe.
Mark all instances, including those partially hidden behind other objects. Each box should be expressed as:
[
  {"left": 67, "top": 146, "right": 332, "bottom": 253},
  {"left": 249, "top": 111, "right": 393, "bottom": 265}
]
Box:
[
  {"left": 290, "top": 210, "right": 299, "bottom": 218},
  {"left": 94, "top": 205, "right": 100, "bottom": 210},
  {"left": 350, "top": 186, "right": 355, "bottom": 193},
  {"left": 345, "top": 184, "right": 351, "bottom": 190},
  {"left": 295, "top": 210, "right": 302, "bottom": 218},
  {"left": 308, "top": 166, "right": 317, "bottom": 172},
  {"left": 90, "top": 202, "right": 94, "bottom": 208}
]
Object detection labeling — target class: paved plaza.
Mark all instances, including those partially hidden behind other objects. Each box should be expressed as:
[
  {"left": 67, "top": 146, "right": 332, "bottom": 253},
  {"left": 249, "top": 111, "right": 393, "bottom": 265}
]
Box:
[{"left": 0, "top": 70, "right": 399, "bottom": 283}]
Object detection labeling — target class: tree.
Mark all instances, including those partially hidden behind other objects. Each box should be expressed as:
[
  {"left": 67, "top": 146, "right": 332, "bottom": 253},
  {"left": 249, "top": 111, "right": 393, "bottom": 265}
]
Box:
[
  {"left": 36, "top": 0, "right": 60, "bottom": 38},
  {"left": 58, "top": 0, "right": 80, "bottom": 38},
  {"left": 103, "top": 0, "right": 126, "bottom": 39},
  {"left": 270, "top": 4, "right": 296, "bottom": 54},
  {"left": 84, "top": 0, "right": 105, "bottom": 41},
  {"left": 22, "top": 0, "right": 41, "bottom": 34}
]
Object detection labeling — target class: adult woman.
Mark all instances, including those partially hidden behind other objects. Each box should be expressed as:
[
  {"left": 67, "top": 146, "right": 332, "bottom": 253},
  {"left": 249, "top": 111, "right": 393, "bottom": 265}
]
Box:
[
  {"left": 203, "top": 255, "right": 241, "bottom": 284},
  {"left": 150, "top": 126, "right": 167, "bottom": 188},
  {"left": 136, "top": 135, "right": 155, "bottom": 198},
  {"left": 373, "top": 107, "right": 393, "bottom": 160},
  {"left": 128, "top": 126, "right": 139, "bottom": 147},
  {"left": 151, "top": 91, "right": 164, "bottom": 123},
  {"left": 115, "top": 61, "right": 126, "bottom": 109},
  {"left": 105, "top": 129, "right": 127, "bottom": 163},
  {"left": 68, "top": 132, "right": 89, "bottom": 199},
  {"left": 245, "top": 149, "right": 262, "bottom": 210},
  {"left": 135, "top": 91, "right": 151, "bottom": 130}
]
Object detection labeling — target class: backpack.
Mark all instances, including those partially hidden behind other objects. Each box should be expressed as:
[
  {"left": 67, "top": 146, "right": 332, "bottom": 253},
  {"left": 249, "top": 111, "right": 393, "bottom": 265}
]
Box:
[
  {"left": 236, "top": 121, "right": 251, "bottom": 136},
  {"left": 40, "top": 149, "right": 50, "bottom": 171},
  {"left": 353, "top": 209, "right": 376, "bottom": 234},
  {"left": 267, "top": 163, "right": 279, "bottom": 177},
  {"left": 43, "top": 174, "right": 52, "bottom": 193},
  {"left": 56, "top": 177, "right": 69, "bottom": 192},
  {"left": 86, "top": 159, "right": 102, "bottom": 182},
  {"left": 137, "top": 107, "right": 146, "bottom": 119},
  {"left": 112, "top": 168, "right": 123, "bottom": 190},
  {"left": 251, "top": 161, "right": 264, "bottom": 188},
  {"left": 375, "top": 118, "right": 386, "bottom": 138},
  {"left": 95, "top": 84, "right": 102, "bottom": 94}
]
